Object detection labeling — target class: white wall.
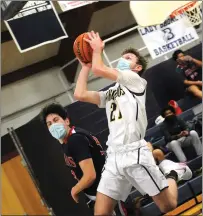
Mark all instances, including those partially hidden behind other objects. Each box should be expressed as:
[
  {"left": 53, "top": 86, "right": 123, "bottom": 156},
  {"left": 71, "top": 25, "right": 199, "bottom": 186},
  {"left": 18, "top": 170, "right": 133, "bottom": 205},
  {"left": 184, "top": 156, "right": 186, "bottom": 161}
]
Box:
[{"left": 1, "top": 67, "right": 75, "bottom": 136}]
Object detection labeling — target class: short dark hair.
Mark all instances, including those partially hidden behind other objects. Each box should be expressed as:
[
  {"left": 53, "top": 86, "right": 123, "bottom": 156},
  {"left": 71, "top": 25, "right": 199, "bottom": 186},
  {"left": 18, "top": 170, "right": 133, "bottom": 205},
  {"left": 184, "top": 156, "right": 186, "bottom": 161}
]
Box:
[
  {"left": 172, "top": 49, "right": 184, "bottom": 61},
  {"left": 161, "top": 106, "right": 176, "bottom": 118},
  {"left": 122, "top": 48, "right": 148, "bottom": 76},
  {"left": 40, "top": 103, "right": 68, "bottom": 125}
]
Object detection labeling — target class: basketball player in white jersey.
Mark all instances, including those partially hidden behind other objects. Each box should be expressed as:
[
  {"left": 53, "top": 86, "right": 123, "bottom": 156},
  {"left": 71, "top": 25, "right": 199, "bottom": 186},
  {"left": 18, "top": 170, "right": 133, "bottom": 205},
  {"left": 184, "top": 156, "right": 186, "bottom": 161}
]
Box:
[{"left": 74, "top": 31, "right": 192, "bottom": 215}]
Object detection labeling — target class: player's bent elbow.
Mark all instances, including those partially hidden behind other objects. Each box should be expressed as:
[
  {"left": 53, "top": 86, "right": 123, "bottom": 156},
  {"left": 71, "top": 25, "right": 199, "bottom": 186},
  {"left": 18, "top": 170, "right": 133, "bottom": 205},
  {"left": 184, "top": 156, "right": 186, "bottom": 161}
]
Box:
[
  {"left": 74, "top": 92, "right": 86, "bottom": 102},
  {"left": 90, "top": 172, "right": 96, "bottom": 182},
  {"left": 183, "top": 80, "right": 188, "bottom": 85}
]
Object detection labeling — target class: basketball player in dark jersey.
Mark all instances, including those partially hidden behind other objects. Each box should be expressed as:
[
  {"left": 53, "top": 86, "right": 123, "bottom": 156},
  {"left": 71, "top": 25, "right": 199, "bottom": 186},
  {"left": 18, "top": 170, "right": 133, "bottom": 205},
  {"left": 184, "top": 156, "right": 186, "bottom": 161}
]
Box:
[{"left": 41, "top": 103, "right": 127, "bottom": 216}]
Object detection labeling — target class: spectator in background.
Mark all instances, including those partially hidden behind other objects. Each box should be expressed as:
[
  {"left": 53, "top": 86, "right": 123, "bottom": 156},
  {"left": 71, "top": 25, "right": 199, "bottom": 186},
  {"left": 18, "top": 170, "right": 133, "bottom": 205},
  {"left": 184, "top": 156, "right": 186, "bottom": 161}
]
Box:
[
  {"left": 172, "top": 49, "right": 202, "bottom": 99},
  {"left": 147, "top": 142, "right": 165, "bottom": 164},
  {"left": 160, "top": 106, "right": 202, "bottom": 162}
]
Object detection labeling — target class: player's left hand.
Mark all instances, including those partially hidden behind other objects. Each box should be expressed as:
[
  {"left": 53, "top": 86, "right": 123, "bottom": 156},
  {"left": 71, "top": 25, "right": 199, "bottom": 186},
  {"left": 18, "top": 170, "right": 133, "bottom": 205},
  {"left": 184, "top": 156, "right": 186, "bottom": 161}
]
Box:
[
  {"left": 196, "top": 80, "right": 202, "bottom": 86},
  {"left": 71, "top": 186, "right": 79, "bottom": 203},
  {"left": 84, "top": 31, "right": 105, "bottom": 52},
  {"left": 77, "top": 57, "right": 92, "bottom": 69},
  {"left": 181, "top": 130, "right": 189, "bottom": 137}
]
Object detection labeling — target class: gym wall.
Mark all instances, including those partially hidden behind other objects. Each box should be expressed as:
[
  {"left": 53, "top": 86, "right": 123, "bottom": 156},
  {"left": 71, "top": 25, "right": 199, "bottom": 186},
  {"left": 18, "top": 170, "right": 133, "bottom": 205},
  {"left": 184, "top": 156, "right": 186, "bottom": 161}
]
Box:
[{"left": 2, "top": 155, "right": 49, "bottom": 215}]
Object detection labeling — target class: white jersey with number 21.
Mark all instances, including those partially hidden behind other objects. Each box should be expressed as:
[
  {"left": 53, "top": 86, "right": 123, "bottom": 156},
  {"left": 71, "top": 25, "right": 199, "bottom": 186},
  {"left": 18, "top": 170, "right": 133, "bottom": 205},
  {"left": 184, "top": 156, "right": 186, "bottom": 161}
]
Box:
[{"left": 98, "top": 69, "right": 148, "bottom": 151}]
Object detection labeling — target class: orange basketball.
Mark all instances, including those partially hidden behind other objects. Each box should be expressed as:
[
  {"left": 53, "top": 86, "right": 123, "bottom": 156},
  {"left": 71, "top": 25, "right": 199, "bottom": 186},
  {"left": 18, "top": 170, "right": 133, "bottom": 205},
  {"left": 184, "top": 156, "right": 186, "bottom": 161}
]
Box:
[{"left": 73, "top": 33, "right": 93, "bottom": 63}]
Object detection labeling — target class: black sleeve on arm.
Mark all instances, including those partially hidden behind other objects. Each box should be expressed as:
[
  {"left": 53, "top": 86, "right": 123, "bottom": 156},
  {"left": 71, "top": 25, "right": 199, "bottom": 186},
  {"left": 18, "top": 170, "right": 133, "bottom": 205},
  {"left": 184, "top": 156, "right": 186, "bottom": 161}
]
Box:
[
  {"left": 161, "top": 124, "right": 180, "bottom": 143},
  {"left": 176, "top": 67, "right": 185, "bottom": 79},
  {"left": 161, "top": 125, "right": 172, "bottom": 143},
  {"left": 68, "top": 134, "right": 92, "bottom": 163},
  {"left": 164, "top": 129, "right": 173, "bottom": 143},
  {"left": 178, "top": 118, "right": 190, "bottom": 131}
]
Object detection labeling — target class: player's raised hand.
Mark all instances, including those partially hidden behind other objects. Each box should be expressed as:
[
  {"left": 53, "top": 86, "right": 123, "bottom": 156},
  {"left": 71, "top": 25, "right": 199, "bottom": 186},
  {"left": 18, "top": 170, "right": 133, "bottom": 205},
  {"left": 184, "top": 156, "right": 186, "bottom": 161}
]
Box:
[
  {"left": 84, "top": 31, "right": 105, "bottom": 52},
  {"left": 196, "top": 80, "right": 202, "bottom": 86},
  {"left": 77, "top": 57, "right": 92, "bottom": 69}
]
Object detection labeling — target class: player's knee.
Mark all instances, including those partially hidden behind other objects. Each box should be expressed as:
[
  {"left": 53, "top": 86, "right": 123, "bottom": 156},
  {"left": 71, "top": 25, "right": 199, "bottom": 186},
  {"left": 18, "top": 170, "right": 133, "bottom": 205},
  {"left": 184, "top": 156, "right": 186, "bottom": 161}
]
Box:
[
  {"left": 188, "top": 85, "right": 202, "bottom": 96},
  {"left": 169, "top": 140, "right": 178, "bottom": 147},
  {"left": 153, "top": 149, "right": 165, "bottom": 161},
  {"left": 160, "top": 200, "right": 177, "bottom": 213},
  {"left": 190, "top": 130, "right": 198, "bottom": 137},
  {"left": 188, "top": 85, "right": 197, "bottom": 92},
  {"left": 153, "top": 149, "right": 162, "bottom": 157}
]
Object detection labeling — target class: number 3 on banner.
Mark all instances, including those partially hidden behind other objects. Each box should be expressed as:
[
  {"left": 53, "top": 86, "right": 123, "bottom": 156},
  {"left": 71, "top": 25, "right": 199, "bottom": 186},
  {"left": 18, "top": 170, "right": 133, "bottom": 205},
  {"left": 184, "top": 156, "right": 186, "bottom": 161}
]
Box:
[{"left": 162, "top": 27, "right": 175, "bottom": 42}]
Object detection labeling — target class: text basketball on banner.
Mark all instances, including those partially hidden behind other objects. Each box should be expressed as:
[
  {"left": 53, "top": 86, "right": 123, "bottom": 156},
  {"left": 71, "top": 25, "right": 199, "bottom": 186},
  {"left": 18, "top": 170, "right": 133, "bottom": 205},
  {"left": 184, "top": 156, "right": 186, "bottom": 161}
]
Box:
[
  {"left": 138, "top": 15, "right": 199, "bottom": 59},
  {"left": 58, "top": 1, "right": 98, "bottom": 12},
  {"left": 5, "top": 1, "right": 68, "bottom": 53}
]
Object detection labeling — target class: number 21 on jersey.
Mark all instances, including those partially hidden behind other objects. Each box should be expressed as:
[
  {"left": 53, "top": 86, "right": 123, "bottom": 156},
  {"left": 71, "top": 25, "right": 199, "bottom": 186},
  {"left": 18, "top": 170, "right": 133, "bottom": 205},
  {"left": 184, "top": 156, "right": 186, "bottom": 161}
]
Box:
[{"left": 110, "top": 102, "right": 122, "bottom": 122}]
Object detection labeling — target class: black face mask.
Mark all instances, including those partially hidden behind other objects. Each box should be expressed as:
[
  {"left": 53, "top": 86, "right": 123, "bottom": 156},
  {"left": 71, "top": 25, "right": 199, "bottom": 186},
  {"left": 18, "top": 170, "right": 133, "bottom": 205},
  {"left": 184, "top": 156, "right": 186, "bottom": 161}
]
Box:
[{"left": 165, "top": 115, "right": 177, "bottom": 123}]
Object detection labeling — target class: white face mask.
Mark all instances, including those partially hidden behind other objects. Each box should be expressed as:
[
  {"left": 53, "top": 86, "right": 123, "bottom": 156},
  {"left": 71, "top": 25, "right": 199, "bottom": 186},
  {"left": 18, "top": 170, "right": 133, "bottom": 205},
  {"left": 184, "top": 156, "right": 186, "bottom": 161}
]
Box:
[
  {"left": 49, "top": 123, "right": 67, "bottom": 140},
  {"left": 116, "top": 58, "right": 132, "bottom": 71}
]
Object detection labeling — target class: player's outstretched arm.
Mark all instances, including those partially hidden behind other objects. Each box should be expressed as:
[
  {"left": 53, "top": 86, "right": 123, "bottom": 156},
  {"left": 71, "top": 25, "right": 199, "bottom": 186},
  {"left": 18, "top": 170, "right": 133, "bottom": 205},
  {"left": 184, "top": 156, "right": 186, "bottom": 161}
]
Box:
[
  {"left": 84, "top": 31, "right": 119, "bottom": 81},
  {"left": 192, "top": 58, "right": 202, "bottom": 67},
  {"left": 74, "top": 59, "right": 101, "bottom": 106}
]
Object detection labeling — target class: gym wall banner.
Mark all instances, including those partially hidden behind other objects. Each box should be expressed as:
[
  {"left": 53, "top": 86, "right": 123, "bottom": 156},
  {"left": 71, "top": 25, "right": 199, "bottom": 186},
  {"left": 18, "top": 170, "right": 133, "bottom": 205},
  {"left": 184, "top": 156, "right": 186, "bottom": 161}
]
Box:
[
  {"left": 4, "top": 1, "right": 68, "bottom": 53},
  {"left": 58, "top": 1, "right": 98, "bottom": 12},
  {"left": 138, "top": 14, "right": 199, "bottom": 59}
]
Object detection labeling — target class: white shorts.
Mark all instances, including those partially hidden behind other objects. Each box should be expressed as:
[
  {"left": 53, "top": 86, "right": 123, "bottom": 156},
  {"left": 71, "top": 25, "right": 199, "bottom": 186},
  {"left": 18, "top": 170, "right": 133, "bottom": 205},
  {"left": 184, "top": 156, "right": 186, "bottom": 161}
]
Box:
[{"left": 97, "top": 142, "right": 168, "bottom": 202}]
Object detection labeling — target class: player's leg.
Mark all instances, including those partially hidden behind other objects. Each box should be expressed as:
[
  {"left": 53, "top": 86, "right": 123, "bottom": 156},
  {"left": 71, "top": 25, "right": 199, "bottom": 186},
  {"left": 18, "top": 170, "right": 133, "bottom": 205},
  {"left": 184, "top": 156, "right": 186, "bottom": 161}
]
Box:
[
  {"left": 151, "top": 175, "right": 178, "bottom": 213},
  {"left": 155, "top": 159, "right": 192, "bottom": 212},
  {"left": 184, "top": 130, "right": 202, "bottom": 156},
  {"left": 94, "top": 192, "right": 117, "bottom": 216},
  {"left": 153, "top": 149, "right": 165, "bottom": 162},
  {"left": 124, "top": 146, "right": 192, "bottom": 213},
  {"left": 167, "top": 139, "right": 187, "bottom": 162},
  {"left": 95, "top": 153, "right": 132, "bottom": 215},
  {"left": 187, "top": 85, "right": 202, "bottom": 99},
  {"left": 125, "top": 165, "right": 177, "bottom": 213},
  {"left": 95, "top": 176, "right": 131, "bottom": 215}
]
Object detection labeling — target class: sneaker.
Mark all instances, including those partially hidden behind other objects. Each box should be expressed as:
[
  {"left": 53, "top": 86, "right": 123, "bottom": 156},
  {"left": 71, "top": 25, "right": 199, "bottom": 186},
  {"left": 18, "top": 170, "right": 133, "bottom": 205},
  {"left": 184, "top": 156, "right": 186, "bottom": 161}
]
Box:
[{"left": 159, "top": 159, "right": 192, "bottom": 181}]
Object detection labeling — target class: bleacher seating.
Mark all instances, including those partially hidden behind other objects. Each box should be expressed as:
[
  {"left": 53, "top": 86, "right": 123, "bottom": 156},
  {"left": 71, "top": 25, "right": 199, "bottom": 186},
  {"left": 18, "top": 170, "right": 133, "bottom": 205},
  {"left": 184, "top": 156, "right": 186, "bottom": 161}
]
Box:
[
  {"left": 187, "top": 155, "right": 202, "bottom": 172},
  {"left": 177, "top": 97, "right": 201, "bottom": 112},
  {"left": 178, "top": 108, "right": 195, "bottom": 121},
  {"left": 189, "top": 175, "right": 202, "bottom": 196}
]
